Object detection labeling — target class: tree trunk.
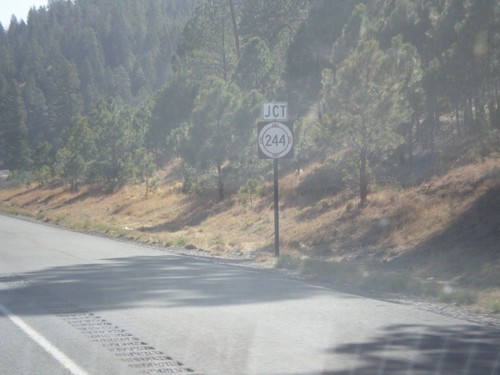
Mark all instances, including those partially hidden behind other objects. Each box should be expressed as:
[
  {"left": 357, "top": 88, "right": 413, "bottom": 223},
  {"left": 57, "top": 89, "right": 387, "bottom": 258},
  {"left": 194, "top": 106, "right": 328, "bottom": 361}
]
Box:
[
  {"left": 495, "top": 79, "right": 499, "bottom": 109},
  {"left": 359, "top": 149, "right": 367, "bottom": 207},
  {"left": 416, "top": 114, "right": 423, "bottom": 149},
  {"left": 408, "top": 114, "right": 414, "bottom": 166},
  {"left": 455, "top": 104, "right": 462, "bottom": 137},
  {"left": 429, "top": 112, "right": 435, "bottom": 158},
  {"left": 217, "top": 162, "right": 224, "bottom": 201},
  {"left": 227, "top": 0, "right": 240, "bottom": 59},
  {"left": 70, "top": 177, "right": 79, "bottom": 192},
  {"left": 218, "top": 13, "right": 229, "bottom": 82},
  {"left": 398, "top": 144, "right": 405, "bottom": 166},
  {"left": 465, "top": 96, "right": 473, "bottom": 130},
  {"left": 474, "top": 97, "right": 483, "bottom": 115}
]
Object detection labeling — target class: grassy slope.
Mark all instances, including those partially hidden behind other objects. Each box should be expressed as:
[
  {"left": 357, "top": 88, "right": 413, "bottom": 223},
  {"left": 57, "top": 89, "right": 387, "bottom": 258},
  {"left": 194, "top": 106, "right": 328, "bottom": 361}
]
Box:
[{"left": 1, "top": 139, "right": 499, "bottom": 311}]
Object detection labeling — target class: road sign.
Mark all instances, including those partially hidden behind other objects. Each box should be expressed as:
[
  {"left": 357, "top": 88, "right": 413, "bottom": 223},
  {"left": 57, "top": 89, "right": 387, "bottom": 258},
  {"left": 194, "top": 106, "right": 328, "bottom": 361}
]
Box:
[
  {"left": 262, "top": 101, "right": 288, "bottom": 121},
  {"left": 258, "top": 122, "right": 294, "bottom": 159},
  {"left": 259, "top": 102, "right": 292, "bottom": 257}
]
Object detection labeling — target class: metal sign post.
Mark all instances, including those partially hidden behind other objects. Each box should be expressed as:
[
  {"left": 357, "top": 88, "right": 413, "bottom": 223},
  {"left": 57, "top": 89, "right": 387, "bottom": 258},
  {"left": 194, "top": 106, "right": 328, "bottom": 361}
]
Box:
[
  {"left": 258, "top": 102, "right": 292, "bottom": 257},
  {"left": 273, "top": 158, "right": 280, "bottom": 256}
]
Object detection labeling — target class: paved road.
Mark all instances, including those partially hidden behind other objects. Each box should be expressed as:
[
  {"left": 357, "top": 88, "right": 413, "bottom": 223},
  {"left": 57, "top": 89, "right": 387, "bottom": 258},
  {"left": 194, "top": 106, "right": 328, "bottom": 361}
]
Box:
[{"left": 1, "top": 214, "right": 499, "bottom": 375}]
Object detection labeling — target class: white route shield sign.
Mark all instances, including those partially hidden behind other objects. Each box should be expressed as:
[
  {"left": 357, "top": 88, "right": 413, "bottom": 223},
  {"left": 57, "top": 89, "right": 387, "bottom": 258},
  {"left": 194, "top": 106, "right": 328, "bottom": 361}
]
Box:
[{"left": 257, "top": 122, "right": 294, "bottom": 159}]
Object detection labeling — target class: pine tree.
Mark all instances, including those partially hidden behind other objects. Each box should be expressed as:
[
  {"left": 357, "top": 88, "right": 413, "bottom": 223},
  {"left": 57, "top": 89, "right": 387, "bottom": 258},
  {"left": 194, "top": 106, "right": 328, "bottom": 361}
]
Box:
[
  {"left": 148, "top": 75, "right": 198, "bottom": 158},
  {"left": 174, "top": 0, "right": 237, "bottom": 83},
  {"left": 233, "top": 37, "right": 274, "bottom": 95},
  {"left": 0, "top": 79, "right": 31, "bottom": 171},
  {"left": 88, "top": 98, "right": 132, "bottom": 191},
  {"left": 32, "top": 141, "right": 54, "bottom": 185},
  {"left": 175, "top": 78, "right": 261, "bottom": 201},
  {"left": 49, "top": 59, "right": 83, "bottom": 145},
  {"left": 322, "top": 39, "right": 411, "bottom": 205},
  {"left": 55, "top": 115, "right": 94, "bottom": 190}
]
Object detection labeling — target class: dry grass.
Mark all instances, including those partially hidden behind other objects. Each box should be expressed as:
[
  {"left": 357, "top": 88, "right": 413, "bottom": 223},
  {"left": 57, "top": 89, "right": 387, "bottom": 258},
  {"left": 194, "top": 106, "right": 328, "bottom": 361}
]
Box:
[{"left": 1, "top": 156, "right": 498, "bottom": 260}]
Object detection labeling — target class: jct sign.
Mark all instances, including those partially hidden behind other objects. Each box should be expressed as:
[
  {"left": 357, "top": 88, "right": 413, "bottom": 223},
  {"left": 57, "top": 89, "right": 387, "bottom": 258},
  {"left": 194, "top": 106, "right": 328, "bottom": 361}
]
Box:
[{"left": 262, "top": 101, "right": 288, "bottom": 121}]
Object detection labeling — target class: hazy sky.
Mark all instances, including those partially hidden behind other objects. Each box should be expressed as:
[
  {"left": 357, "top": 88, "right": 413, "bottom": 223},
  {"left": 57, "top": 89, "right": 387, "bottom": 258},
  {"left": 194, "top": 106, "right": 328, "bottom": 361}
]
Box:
[{"left": 0, "top": 0, "right": 48, "bottom": 29}]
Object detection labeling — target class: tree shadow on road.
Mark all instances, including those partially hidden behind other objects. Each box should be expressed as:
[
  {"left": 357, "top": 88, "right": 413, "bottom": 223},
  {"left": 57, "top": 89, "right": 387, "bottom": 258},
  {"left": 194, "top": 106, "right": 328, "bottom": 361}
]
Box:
[
  {"left": 303, "top": 324, "right": 500, "bottom": 375},
  {"left": 0, "top": 253, "right": 337, "bottom": 314}
]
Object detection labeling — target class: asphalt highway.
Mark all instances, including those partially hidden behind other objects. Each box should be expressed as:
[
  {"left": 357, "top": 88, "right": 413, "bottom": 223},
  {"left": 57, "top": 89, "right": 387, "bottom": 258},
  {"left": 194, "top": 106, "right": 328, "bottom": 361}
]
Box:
[{"left": 1, "top": 214, "right": 499, "bottom": 375}]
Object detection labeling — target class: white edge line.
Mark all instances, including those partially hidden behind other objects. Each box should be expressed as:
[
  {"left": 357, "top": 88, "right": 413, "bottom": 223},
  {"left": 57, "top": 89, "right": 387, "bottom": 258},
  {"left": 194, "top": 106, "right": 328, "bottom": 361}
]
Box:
[{"left": 0, "top": 302, "right": 89, "bottom": 375}]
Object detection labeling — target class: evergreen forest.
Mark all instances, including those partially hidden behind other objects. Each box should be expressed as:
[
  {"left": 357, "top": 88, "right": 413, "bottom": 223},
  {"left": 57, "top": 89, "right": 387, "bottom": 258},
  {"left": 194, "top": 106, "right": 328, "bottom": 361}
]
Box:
[{"left": 1, "top": 0, "right": 499, "bottom": 204}]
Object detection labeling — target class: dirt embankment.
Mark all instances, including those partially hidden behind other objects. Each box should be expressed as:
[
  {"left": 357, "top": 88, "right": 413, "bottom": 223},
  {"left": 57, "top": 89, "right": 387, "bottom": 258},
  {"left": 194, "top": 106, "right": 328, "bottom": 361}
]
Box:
[{"left": 0, "top": 153, "right": 499, "bottom": 298}]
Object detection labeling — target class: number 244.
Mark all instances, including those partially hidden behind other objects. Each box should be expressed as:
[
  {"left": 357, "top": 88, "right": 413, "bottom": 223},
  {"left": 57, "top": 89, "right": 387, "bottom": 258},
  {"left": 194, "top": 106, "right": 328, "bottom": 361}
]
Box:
[{"left": 265, "top": 134, "right": 286, "bottom": 147}]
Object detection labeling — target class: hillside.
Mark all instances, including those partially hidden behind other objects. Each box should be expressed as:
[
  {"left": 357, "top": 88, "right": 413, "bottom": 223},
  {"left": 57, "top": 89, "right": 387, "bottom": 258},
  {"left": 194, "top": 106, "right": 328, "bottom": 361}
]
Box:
[{"left": 1, "top": 132, "right": 499, "bottom": 311}]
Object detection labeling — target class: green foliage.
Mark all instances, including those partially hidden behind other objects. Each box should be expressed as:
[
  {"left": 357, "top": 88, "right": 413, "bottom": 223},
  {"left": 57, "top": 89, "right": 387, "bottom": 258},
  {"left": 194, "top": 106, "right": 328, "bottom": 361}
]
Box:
[
  {"left": 276, "top": 254, "right": 303, "bottom": 271},
  {"left": 239, "top": 0, "right": 309, "bottom": 69},
  {"left": 322, "top": 38, "right": 412, "bottom": 204},
  {"left": 438, "top": 288, "right": 477, "bottom": 305},
  {"left": 238, "top": 178, "right": 263, "bottom": 206},
  {"left": 87, "top": 98, "right": 132, "bottom": 191},
  {"left": 55, "top": 115, "right": 94, "bottom": 189},
  {"left": 174, "top": 0, "right": 238, "bottom": 82},
  {"left": 237, "top": 0, "right": 311, "bottom": 98},
  {"left": 0, "top": 0, "right": 196, "bottom": 151},
  {"left": 1, "top": 0, "right": 500, "bottom": 204},
  {"left": 32, "top": 141, "right": 54, "bottom": 185},
  {"left": 148, "top": 75, "right": 198, "bottom": 157},
  {"left": 330, "top": 3, "right": 371, "bottom": 68},
  {"left": 233, "top": 37, "right": 275, "bottom": 95},
  {"left": 285, "top": 0, "right": 358, "bottom": 115},
  {"left": 0, "top": 79, "right": 31, "bottom": 171},
  {"left": 486, "top": 300, "right": 500, "bottom": 314},
  {"left": 129, "top": 103, "right": 157, "bottom": 193},
  {"left": 175, "top": 78, "right": 262, "bottom": 200},
  {"left": 50, "top": 59, "right": 84, "bottom": 144}
]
